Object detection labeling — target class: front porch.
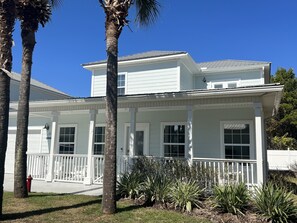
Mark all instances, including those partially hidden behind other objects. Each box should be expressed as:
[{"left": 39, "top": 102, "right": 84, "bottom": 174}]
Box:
[{"left": 27, "top": 154, "right": 258, "bottom": 189}]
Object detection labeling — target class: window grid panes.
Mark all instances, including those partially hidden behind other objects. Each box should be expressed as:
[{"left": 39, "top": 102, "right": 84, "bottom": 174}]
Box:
[
  {"left": 163, "top": 125, "right": 185, "bottom": 158},
  {"left": 224, "top": 123, "right": 250, "bottom": 159},
  {"left": 94, "top": 126, "right": 105, "bottom": 155},
  {"left": 59, "top": 127, "right": 75, "bottom": 154},
  {"left": 118, "top": 74, "right": 125, "bottom": 95}
]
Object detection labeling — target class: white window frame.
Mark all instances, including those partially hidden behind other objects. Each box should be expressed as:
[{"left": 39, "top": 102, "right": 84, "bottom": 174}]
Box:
[
  {"left": 220, "top": 120, "right": 255, "bottom": 160},
  {"left": 124, "top": 123, "right": 150, "bottom": 156},
  {"left": 118, "top": 72, "right": 127, "bottom": 95},
  {"left": 161, "top": 122, "right": 187, "bottom": 158},
  {"left": 209, "top": 79, "right": 241, "bottom": 89},
  {"left": 94, "top": 124, "right": 106, "bottom": 155},
  {"left": 57, "top": 124, "right": 77, "bottom": 154}
]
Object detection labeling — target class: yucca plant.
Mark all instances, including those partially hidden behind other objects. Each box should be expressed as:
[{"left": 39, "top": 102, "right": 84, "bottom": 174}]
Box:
[
  {"left": 117, "top": 172, "right": 142, "bottom": 199},
  {"left": 213, "top": 183, "right": 249, "bottom": 215},
  {"left": 141, "top": 173, "right": 172, "bottom": 206},
  {"left": 254, "top": 183, "right": 297, "bottom": 223},
  {"left": 170, "top": 180, "right": 203, "bottom": 212}
]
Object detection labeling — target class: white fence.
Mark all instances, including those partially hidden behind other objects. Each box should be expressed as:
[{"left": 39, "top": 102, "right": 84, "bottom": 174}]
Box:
[{"left": 268, "top": 149, "right": 297, "bottom": 170}]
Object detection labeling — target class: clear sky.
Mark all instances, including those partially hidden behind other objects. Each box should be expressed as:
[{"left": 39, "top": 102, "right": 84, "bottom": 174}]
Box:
[{"left": 11, "top": 0, "right": 297, "bottom": 97}]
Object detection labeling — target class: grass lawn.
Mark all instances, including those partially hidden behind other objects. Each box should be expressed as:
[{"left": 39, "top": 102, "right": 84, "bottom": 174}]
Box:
[{"left": 2, "top": 192, "right": 212, "bottom": 223}]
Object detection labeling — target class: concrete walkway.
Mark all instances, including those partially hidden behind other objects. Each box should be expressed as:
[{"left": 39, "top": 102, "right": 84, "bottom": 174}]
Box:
[{"left": 4, "top": 173, "right": 103, "bottom": 196}]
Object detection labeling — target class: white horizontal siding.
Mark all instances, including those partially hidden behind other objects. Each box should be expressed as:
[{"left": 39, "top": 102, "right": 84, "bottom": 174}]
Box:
[
  {"left": 92, "top": 72, "right": 106, "bottom": 97},
  {"left": 127, "top": 67, "right": 178, "bottom": 94},
  {"left": 180, "top": 64, "right": 193, "bottom": 90}
]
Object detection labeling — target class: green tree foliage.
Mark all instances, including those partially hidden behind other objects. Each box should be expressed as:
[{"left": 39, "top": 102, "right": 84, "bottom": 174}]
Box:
[{"left": 266, "top": 68, "right": 297, "bottom": 149}]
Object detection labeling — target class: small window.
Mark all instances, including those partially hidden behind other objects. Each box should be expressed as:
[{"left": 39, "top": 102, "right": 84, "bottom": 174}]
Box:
[
  {"left": 59, "top": 126, "right": 75, "bottom": 154},
  {"left": 118, "top": 73, "right": 126, "bottom": 95},
  {"left": 214, "top": 84, "right": 223, "bottom": 89},
  {"left": 94, "top": 126, "right": 105, "bottom": 155},
  {"left": 163, "top": 124, "right": 185, "bottom": 158},
  {"left": 228, "top": 83, "right": 237, "bottom": 88},
  {"left": 223, "top": 123, "right": 250, "bottom": 159}
]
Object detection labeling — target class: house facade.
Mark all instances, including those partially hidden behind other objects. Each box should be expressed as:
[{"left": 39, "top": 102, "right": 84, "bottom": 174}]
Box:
[{"left": 7, "top": 51, "right": 283, "bottom": 188}]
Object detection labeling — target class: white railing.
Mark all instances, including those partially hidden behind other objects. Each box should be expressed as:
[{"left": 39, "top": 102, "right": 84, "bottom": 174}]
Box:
[
  {"left": 53, "top": 154, "right": 88, "bottom": 183},
  {"left": 92, "top": 155, "right": 104, "bottom": 184},
  {"left": 27, "top": 153, "right": 49, "bottom": 180},
  {"left": 192, "top": 158, "right": 257, "bottom": 189}
]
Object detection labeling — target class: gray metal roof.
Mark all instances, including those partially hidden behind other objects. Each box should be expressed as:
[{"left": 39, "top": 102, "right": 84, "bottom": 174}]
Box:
[
  {"left": 11, "top": 72, "right": 69, "bottom": 96},
  {"left": 197, "top": 59, "right": 270, "bottom": 69},
  {"left": 83, "top": 50, "right": 187, "bottom": 66}
]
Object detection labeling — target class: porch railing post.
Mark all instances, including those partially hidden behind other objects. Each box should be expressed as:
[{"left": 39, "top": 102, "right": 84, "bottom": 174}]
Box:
[
  {"left": 46, "top": 111, "right": 59, "bottom": 182},
  {"left": 84, "top": 109, "right": 97, "bottom": 185},
  {"left": 187, "top": 105, "right": 193, "bottom": 165},
  {"left": 129, "top": 108, "right": 137, "bottom": 158},
  {"left": 254, "top": 103, "right": 265, "bottom": 185}
]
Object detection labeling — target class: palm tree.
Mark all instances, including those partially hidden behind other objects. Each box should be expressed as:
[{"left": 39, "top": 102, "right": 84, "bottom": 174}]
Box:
[
  {"left": 0, "top": 0, "right": 15, "bottom": 217},
  {"left": 14, "top": 0, "right": 59, "bottom": 198},
  {"left": 98, "top": 0, "right": 160, "bottom": 214}
]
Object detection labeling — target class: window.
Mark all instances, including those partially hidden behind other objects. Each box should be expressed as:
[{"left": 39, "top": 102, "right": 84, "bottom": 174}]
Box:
[
  {"left": 223, "top": 123, "right": 250, "bottom": 159},
  {"left": 94, "top": 126, "right": 105, "bottom": 155},
  {"left": 214, "top": 84, "right": 223, "bottom": 89},
  {"left": 118, "top": 73, "right": 126, "bottom": 95},
  {"left": 209, "top": 80, "right": 239, "bottom": 89},
  {"left": 58, "top": 126, "right": 76, "bottom": 154},
  {"left": 163, "top": 124, "right": 185, "bottom": 158}
]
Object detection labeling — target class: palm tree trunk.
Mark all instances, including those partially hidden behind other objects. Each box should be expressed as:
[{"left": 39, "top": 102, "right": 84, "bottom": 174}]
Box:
[
  {"left": 0, "top": 0, "right": 15, "bottom": 217},
  {"left": 14, "top": 27, "right": 35, "bottom": 198},
  {"left": 102, "top": 18, "right": 120, "bottom": 214}
]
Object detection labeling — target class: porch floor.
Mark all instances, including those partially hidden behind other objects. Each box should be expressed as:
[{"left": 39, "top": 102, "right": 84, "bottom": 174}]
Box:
[{"left": 4, "top": 173, "right": 103, "bottom": 196}]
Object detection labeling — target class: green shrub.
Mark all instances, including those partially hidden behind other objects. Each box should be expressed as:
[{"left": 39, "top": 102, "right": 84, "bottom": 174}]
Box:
[
  {"left": 117, "top": 172, "right": 142, "bottom": 199},
  {"left": 268, "top": 170, "right": 297, "bottom": 194},
  {"left": 213, "top": 183, "right": 249, "bottom": 215},
  {"left": 170, "top": 180, "right": 203, "bottom": 212},
  {"left": 141, "top": 173, "right": 172, "bottom": 206},
  {"left": 254, "top": 183, "right": 297, "bottom": 223}
]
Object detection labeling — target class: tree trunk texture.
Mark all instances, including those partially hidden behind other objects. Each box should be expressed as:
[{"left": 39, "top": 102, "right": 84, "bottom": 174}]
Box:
[
  {"left": 0, "top": 0, "right": 15, "bottom": 217},
  {"left": 14, "top": 28, "right": 35, "bottom": 198},
  {"left": 102, "top": 17, "right": 120, "bottom": 214}
]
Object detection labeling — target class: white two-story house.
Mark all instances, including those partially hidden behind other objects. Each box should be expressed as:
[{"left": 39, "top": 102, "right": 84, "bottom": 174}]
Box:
[{"left": 7, "top": 51, "right": 283, "bottom": 188}]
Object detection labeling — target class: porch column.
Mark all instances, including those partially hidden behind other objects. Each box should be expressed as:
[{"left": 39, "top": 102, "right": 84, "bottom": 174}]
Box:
[
  {"left": 254, "top": 103, "right": 265, "bottom": 185},
  {"left": 187, "top": 106, "right": 193, "bottom": 165},
  {"left": 46, "top": 111, "right": 59, "bottom": 182},
  {"left": 84, "top": 109, "right": 97, "bottom": 185},
  {"left": 129, "top": 108, "right": 137, "bottom": 157}
]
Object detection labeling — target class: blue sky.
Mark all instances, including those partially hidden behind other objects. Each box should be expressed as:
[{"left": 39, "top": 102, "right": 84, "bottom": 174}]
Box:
[{"left": 11, "top": 0, "right": 297, "bottom": 97}]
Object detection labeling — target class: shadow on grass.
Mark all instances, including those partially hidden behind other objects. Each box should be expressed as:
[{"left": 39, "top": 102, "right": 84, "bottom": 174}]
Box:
[{"left": 2, "top": 198, "right": 102, "bottom": 221}]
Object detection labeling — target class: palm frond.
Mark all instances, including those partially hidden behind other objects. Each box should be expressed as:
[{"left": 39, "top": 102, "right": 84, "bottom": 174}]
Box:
[
  {"left": 48, "top": 0, "right": 61, "bottom": 8},
  {"left": 134, "top": 0, "right": 160, "bottom": 27}
]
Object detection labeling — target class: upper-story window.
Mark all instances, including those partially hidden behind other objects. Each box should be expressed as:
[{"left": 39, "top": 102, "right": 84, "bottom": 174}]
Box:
[
  {"left": 209, "top": 80, "right": 240, "bottom": 89},
  {"left": 118, "top": 73, "right": 126, "bottom": 95}
]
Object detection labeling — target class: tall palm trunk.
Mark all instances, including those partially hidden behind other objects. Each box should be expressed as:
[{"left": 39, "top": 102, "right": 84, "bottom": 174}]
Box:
[
  {"left": 14, "top": 27, "right": 35, "bottom": 198},
  {"left": 0, "top": 0, "right": 15, "bottom": 217},
  {"left": 102, "top": 17, "right": 121, "bottom": 214}
]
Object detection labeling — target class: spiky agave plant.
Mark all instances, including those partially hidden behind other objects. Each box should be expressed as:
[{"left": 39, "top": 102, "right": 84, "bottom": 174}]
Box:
[
  {"left": 170, "top": 180, "right": 203, "bottom": 212},
  {"left": 254, "top": 183, "right": 297, "bottom": 223},
  {"left": 213, "top": 183, "right": 249, "bottom": 216}
]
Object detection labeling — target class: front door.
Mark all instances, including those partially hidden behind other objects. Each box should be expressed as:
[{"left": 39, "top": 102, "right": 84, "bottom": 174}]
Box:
[{"left": 124, "top": 123, "right": 149, "bottom": 156}]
